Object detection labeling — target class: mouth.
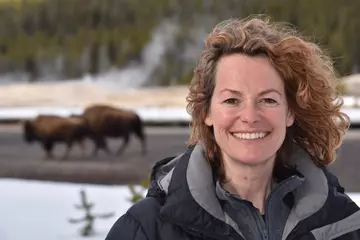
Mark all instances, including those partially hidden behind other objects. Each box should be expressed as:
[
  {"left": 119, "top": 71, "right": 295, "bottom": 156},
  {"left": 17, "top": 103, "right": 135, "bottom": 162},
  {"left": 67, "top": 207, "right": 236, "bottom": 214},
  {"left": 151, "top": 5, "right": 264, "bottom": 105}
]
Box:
[{"left": 231, "top": 132, "right": 270, "bottom": 140}]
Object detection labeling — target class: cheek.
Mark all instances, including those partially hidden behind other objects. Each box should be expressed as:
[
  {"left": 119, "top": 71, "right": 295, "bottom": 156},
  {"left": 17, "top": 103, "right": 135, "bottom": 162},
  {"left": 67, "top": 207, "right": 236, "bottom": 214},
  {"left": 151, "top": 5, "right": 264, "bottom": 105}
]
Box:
[
  {"left": 263, "top": 109, "right": 289, "bottom": 127},
  {"left": 211, "top": 106, "right": 238, "bottom": 127}
]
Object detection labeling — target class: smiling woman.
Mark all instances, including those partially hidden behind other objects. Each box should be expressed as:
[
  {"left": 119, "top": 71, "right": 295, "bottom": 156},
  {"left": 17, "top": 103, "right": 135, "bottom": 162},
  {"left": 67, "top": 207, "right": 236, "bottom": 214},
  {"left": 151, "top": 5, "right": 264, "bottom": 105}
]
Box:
[
  {"left": 204, "top": 54, "right": 294, "bottom": 178},
  {"left": 105, "top": 15, "right": 360, "bottom": 240}
]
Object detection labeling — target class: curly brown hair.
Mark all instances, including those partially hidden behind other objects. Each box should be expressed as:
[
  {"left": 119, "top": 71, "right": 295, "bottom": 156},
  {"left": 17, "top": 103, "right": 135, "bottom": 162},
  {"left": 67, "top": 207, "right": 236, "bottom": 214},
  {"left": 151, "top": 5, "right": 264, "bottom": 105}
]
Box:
[{"left": 186, "top": 15, "right": 349, "bottom": 178}]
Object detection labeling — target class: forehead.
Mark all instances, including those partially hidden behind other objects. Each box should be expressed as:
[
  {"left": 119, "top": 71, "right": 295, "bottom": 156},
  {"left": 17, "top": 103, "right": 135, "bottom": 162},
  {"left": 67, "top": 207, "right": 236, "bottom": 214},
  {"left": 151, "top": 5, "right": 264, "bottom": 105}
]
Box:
[{"left": 214, "top": 54, "right": 284, "bottom": 92}]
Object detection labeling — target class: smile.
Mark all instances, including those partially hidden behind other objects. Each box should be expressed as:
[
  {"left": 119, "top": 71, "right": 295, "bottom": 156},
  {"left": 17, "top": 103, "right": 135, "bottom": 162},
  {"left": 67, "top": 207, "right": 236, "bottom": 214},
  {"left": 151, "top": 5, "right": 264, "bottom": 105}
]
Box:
[{"left": 232, "top": 132, "right": 269, "bottom": 140}]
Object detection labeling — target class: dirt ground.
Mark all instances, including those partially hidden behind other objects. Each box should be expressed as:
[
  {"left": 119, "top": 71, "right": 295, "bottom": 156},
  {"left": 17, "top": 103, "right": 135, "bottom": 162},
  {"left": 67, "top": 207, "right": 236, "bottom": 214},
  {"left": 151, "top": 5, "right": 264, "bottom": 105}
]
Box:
[
  {"left": 0, "top": 125, "right": 190, "bottom": 185},
  {"left": 1, "top": 124, "right": 360, "bottom": 192}
]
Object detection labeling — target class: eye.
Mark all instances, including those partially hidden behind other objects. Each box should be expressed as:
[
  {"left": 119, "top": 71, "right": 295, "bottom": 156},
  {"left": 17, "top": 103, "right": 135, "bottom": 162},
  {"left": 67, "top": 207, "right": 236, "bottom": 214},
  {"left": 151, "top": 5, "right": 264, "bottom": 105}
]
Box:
[
  {"left": 260, "top": 98, "right": 278, "bottom": 106},
  {"left": 223, "top": 98, "right": 239, "bottom": 105}
]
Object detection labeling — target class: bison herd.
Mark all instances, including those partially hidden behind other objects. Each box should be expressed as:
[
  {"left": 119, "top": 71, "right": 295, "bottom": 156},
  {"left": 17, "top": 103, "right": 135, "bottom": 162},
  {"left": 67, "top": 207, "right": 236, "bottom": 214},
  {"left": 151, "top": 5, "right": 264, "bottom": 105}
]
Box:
[{"left": 22, "top": 104, "right": 147, "bottom": 160}]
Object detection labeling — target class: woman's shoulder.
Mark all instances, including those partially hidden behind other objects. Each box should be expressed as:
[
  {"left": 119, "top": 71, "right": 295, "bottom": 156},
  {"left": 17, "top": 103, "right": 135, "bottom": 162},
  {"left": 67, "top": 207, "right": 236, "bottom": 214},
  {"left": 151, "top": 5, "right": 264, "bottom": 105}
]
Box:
[
  {"left": 105, "top": 197, "right": 162, "bottom": 240},
  {"left": 127, "top": 196, "right": 162, "bottom": 220}
]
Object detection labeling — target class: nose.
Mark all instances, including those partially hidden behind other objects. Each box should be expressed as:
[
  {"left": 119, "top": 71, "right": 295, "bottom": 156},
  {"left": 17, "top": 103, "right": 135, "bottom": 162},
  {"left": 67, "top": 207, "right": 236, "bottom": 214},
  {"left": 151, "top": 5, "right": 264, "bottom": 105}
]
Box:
[{"left": 239, "top": 102, "right": 260, "bottom": 124}]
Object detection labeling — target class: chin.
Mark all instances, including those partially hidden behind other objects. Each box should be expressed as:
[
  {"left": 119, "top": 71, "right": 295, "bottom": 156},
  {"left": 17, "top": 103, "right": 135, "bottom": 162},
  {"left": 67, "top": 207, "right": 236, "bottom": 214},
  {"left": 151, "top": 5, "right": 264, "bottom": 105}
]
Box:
[{"left": 232, "top": 152, "right": 275, "bottom": 166}]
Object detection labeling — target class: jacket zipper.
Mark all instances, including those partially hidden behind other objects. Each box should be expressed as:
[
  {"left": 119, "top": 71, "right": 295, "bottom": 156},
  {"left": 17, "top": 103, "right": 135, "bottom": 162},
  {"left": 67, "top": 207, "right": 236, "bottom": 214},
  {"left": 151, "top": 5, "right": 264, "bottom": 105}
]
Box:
[
  {"left": 245, "top": 203, "right": 268, "bottom": 240},
  {"left": 264, "top": 175, "right": 299, "bottom": 240}
]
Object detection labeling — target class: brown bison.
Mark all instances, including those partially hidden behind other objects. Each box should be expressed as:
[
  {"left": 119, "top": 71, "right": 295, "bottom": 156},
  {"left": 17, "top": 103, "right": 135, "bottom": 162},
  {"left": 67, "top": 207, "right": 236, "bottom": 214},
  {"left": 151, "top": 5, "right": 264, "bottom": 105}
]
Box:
[
  {"left": 22, "top": 114, "right": 90, "bottom": 159},
  {"left": 79, "top": 104, "right": 147, "bottom": 156}
]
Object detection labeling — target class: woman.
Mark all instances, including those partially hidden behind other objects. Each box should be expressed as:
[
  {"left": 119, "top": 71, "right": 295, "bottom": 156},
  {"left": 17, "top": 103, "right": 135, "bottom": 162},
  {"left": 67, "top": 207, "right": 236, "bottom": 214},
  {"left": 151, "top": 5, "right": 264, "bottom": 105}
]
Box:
[{"left": 106, "top": 15, "right": 360, "bottom": 240}]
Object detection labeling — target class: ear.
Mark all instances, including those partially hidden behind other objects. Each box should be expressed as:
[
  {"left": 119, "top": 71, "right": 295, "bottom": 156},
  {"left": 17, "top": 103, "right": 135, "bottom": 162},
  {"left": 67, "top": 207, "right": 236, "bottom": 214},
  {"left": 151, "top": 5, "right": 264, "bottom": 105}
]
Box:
[
  {"left": 286, "top": 110, "right": 295, "bottom": 127},
  {"left": 204, "top": 112, "right": 213, "bottom": 127}
]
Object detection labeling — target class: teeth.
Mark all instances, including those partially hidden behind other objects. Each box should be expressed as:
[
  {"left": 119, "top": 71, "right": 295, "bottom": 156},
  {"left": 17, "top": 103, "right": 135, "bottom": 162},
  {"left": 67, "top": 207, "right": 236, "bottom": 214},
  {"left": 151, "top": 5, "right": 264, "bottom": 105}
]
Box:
[{"left": 233, "top": 132, "right": 267, "bottom": 140}]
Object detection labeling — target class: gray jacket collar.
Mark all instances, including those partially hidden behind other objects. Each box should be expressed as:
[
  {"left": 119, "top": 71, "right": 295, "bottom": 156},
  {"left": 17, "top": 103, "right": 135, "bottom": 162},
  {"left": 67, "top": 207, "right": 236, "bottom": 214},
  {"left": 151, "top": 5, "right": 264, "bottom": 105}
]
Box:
[{"left": 156, "top": 143, "right": 329, "bottom": 239}]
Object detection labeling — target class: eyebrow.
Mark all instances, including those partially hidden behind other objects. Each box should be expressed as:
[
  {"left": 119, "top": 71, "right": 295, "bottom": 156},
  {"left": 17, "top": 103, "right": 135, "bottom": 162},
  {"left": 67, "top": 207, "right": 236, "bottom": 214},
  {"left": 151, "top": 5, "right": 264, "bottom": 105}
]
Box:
[
  {"left": 220, "top": 88, "right": 283, "bottom": 97},
  {"left": 259, "top": 88, "right": 283, "bottom": 97}
]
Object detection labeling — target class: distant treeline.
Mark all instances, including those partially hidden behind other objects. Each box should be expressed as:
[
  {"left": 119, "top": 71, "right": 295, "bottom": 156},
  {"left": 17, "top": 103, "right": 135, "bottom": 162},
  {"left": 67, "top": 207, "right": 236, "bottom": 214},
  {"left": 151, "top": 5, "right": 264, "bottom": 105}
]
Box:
[
  {"left": 0, "top": 0, "right": 173, "bottom": 81},
  {"left": 0, "top": 0, "right": 359, "bottom": 83}
]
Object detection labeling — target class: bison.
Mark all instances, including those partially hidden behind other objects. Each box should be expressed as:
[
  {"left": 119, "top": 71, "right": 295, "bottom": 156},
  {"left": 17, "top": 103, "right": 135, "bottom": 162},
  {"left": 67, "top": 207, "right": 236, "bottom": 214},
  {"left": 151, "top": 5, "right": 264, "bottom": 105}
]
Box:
[
  {"left": 22, "top": 114, "right": 90, "bottom": 159},
  {"left": 79, "top": 104, "right": 147, "bottom": 156}
]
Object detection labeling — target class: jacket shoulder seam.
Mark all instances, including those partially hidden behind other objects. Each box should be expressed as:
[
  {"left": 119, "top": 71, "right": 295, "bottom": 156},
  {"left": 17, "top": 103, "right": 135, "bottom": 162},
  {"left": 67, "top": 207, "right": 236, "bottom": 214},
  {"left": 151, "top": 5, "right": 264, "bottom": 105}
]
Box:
[
  {"left": 327, "top": 224, "right": 360, "bottom": 239},
  {"left": 126, "top": 211, "right": 150, "bottom": 240},
  {"left": 311, "top": 210, "right": 360, "bottom": 240}
]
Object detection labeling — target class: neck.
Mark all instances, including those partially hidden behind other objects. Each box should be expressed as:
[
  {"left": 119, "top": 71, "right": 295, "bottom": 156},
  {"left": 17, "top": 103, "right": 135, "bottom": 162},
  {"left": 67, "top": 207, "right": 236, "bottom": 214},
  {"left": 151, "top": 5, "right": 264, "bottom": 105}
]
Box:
[{"left": 222, "top": 156, "right": 275, "bottom": 214}]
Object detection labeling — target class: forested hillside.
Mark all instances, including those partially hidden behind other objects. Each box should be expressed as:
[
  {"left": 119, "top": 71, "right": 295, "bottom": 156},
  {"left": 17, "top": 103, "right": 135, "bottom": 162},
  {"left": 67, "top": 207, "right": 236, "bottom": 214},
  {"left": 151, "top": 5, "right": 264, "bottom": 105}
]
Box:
[{"left": 0, "top": 0, "right": 359, "bottom": 84}]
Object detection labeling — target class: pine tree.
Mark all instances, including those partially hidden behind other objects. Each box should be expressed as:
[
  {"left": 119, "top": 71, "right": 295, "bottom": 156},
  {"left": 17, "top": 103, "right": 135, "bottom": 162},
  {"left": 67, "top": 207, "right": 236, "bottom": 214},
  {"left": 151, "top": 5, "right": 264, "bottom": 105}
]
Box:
[{"left": 68, "top": 189, "right": 115, "bottom": 237}]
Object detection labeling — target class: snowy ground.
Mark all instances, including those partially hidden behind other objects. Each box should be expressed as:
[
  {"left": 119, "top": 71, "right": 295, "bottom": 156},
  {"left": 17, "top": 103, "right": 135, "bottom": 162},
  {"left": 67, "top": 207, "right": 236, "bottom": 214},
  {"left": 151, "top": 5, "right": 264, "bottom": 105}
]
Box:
[
  {"left": 0, "top": 179, "right": 135, "bottom": 240},
  {"left": 1, "top": 179, "right": 359, "bottom": 240},
  {"left": 0, "top": 81, "right": 189, "bottom": 108}
]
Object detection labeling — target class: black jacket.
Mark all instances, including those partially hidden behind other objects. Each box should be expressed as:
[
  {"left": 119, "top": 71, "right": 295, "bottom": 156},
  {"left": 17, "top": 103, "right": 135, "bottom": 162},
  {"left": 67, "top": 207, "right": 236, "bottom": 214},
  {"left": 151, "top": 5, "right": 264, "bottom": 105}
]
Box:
[{"left": 106, "top": 144, "right": 360, "bottom": 240}]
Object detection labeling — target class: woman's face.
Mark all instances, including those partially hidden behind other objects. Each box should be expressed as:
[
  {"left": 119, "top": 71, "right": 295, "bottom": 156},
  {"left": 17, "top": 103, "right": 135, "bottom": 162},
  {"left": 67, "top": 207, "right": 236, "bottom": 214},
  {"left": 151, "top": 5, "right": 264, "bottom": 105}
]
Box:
[{"left": 205, "top": 54, "right": 294, "bottom": 167}]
